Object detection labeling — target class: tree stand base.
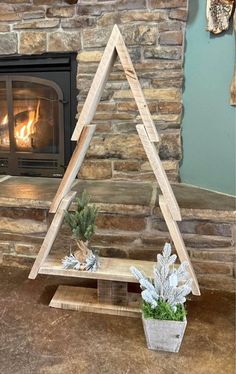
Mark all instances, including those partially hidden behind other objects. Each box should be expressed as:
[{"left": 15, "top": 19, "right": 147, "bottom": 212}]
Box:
[{"left": 49, "top": 282, "right": 141, "bottom": 318}]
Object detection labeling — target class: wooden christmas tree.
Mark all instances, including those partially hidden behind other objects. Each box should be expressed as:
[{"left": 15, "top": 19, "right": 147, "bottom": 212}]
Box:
[{"left": 28, "top": 25, "right": 200, "bottom": 316}]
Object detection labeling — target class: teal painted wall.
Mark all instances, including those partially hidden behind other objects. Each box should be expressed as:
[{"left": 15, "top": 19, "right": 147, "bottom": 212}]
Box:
[{"left": 180, "top": 0, "right": 236, "bottom": 195}]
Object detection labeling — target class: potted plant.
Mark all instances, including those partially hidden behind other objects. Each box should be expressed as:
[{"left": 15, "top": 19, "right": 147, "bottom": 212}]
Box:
[
  {"left": 62, "top": 191, "right": 99, "bottom": 271},
  {"left": 130, "top": 243, "right": 192, "bottom": 353}
]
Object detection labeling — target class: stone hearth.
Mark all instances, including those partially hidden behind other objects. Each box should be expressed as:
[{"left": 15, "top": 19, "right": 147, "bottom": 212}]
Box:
[{"left": 0, "top": 175, "right": 235, "bottom": 293}]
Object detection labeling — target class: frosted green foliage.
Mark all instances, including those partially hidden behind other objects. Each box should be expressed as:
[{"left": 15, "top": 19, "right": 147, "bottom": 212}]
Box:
[
  {"left": 64, "top": 191, "right": 98, "bottom": 242},
  {"left": 62, "top": 254, "right": 81, "bottom": 270},
  {"left": 62, "top": 253, "right": 99, "bottom": 272},
  {"left": 130, "top": 242, "right": 192, "bottom": 313},
  {"left": 141, "top": 289, "right": 158, "bottom": 309},
  {"left": 84, "top": 253, "right": 99, "bottom": 272},
  {"left": 130, "top": 266, "right": 159, "bottom": 308}
]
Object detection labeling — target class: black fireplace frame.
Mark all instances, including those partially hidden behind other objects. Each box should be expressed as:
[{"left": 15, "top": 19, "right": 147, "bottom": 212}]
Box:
[{"left": 0, "top": 52, "right": 77, "bottom": 177}]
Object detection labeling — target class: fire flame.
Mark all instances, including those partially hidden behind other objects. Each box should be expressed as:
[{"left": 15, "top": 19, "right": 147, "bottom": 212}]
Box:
[
  {"left": 0, "top": 101, "right": 40, "bottom": 148},
  {"left": 1, "top": 114, "right": 8, "bottom": 125},
  {"left": 15, "top": 100, "right": 40, "bottom": 145},
  {"left": 0, "top": 114, "right": 9, "bottom": 147}
]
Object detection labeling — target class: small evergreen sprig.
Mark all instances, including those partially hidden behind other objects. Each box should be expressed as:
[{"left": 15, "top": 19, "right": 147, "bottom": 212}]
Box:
[
  {"left": 64, "top": 191, "right": 98, "bottom": 242},
  {"left": 130, "top": 243, "right": 192, "bottom": 321}
]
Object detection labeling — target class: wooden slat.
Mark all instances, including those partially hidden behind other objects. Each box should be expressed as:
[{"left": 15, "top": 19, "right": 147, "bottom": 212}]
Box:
[
  {"left": 28, "top": 191, "right": 76, "bottom": 279},
  {"left": 136, "top": 124, "right": 181, "bottom": 221},
  {"left": 159, "top": 195, "right": 200, "bottom": 296},
  {"left": 0, "top": 175, "right": 11, "bottom": 183},
  {"left": 71, "top": 26, "right": 120, "bottom": 141},
  {"left": 39, "top": 256, "right": 156, "bottom": 283},
  {"left": 97, "top": 280, "right": 128, "bottom": 306},
  {"left": 49, "top": 285, "right": 141, "bottom": 318},
  {"left": 50, "top": 125, "right": 96, "bottom": 213},
  {"left": 115, "top": 33, "right": 159, "bottom": 143}
]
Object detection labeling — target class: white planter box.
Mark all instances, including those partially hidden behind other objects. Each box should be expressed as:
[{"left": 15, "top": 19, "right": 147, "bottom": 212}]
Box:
[{"left": 142, "top": 315, "right": 187, "bottom": 353}]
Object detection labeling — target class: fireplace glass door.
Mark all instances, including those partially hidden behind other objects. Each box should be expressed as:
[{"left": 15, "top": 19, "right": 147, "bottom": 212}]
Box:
[
  {"left": 0, "top": 81, "right": 9, "bottom": 152},
  {"left": 0, "top": 76, "right": 64, "bottom": 176}
]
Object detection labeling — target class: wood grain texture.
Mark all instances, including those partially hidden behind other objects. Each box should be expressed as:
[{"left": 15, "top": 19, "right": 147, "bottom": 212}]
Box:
[
  {"left": 28, "top": 190, "right": 77, "bottom": 279},
  {"left": 142, "top": 315, "right": 187, "bottom": 352},
  {"left": 49, "top": 285, "right": 141, "bottom": 317},
  {"left": 50, "top": 125, "right": 96, "bottom": 213},
  {"left": 39, "top": 256, "right": 156, "bottom": 283},
  {"left": 116, "top": 33, "right": 159, "bottom": 142},
  {"left": 136, "top": 124, "right": 181, "bottom": 221},
  {"left": 71, "top": 26, "right": 119, "bottom": 141},
  {"left": 97, "top": 280, "right": 128, "bottom": 306},
  {"left": 159, "top": 195, "right": 200, "bottom": 296}
]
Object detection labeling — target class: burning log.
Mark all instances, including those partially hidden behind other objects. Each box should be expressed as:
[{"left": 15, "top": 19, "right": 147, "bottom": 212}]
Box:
[
  {"left": 14, "top": 100, "right": 53, "bottom": 150},
  {"left": 1, "top": 100, "right": 55, "bottom": 150},
  {"left": 30, "top": 119, "right": 54, "bottom": 150}
]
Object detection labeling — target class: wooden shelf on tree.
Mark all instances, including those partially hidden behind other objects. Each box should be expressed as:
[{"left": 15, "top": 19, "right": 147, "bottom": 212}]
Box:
[
  {"left": 41, "top": 257, "right": 177, "bottom": 317},
  {"left": 50, "top": 285, "right": 141, "bottom": 318},
  {"left": 39, "top": 256, "right": 157, "bottom": 283}
]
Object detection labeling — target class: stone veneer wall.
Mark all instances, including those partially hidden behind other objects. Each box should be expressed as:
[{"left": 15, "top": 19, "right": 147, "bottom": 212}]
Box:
[
  {"left": 0, "top": 180, "right": 235, "bottom": 293},
  {"left": 0, "top": 0, "right": 188, "bottom": 182}
]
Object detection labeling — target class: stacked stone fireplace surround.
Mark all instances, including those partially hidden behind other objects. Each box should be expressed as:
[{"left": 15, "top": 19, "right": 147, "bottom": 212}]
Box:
[{"left": 0, "top": 0, "right": 235, "bottom": 292}]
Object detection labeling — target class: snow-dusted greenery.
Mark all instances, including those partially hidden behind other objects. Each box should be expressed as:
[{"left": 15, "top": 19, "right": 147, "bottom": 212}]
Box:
[
  {"left": 130, "top": 243, "right": 192, "bottom": 321},
  {"left": 84, "top": 252, "right": 99, "bottom": 272},
  {"left": 62, "top": 254, "right": 81, "bottom": 270},
  {"left": 62, "top": 252, "right": 99, "bottom": 272}
]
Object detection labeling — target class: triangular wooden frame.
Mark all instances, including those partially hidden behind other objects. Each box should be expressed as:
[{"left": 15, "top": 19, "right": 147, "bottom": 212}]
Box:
[
  {"left": 71, "top": 24, "right": 159, "bottom": 144},
  {"left": 29, "top": 25, "right": 200, "bottom": 296}
]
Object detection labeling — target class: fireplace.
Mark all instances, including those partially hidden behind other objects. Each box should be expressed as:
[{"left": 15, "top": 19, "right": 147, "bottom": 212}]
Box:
[{"left": 0, "top": 53, "right": 77, "bottom": 177}]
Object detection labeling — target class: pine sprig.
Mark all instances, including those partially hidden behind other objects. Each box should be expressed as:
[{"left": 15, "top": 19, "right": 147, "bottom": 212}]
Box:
[{"left": 64, "top": 191, "right": 98, "bottom": 242}]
